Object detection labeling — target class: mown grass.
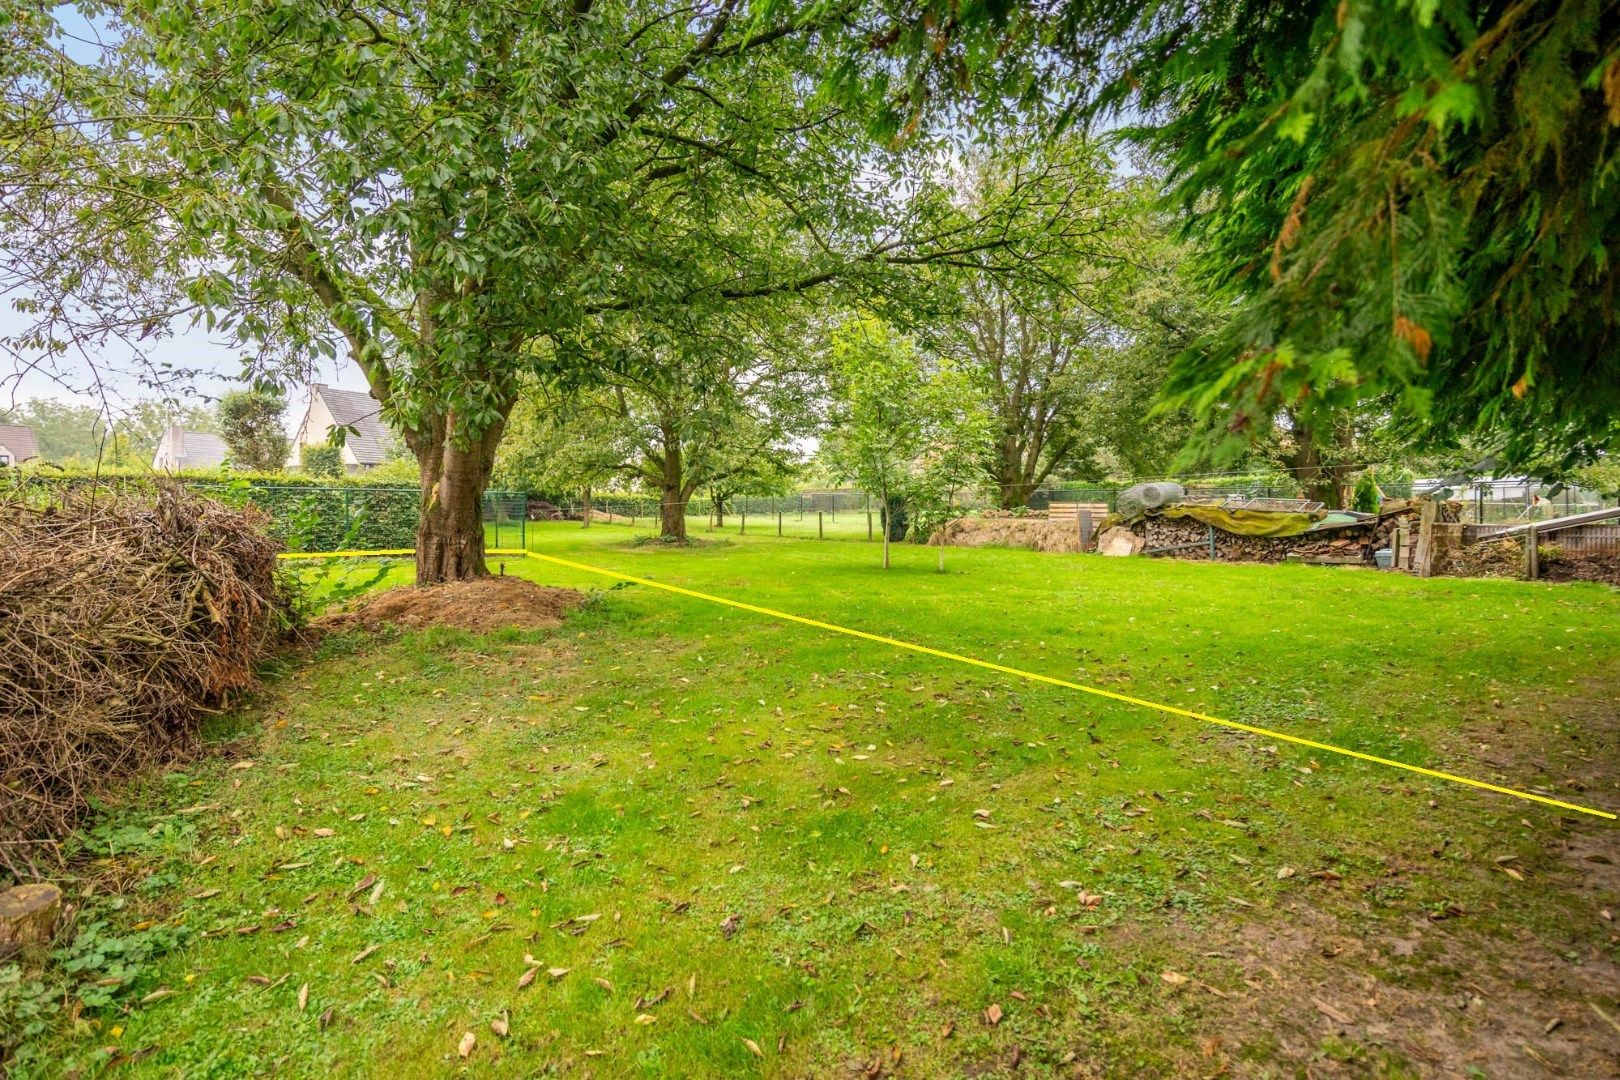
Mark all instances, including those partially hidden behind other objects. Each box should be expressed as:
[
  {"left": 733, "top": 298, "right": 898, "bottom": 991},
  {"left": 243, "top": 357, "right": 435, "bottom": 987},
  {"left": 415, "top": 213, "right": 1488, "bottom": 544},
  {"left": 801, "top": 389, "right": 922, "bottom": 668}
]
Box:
[{"left": 14, "top": 523, "right": 1620, "bottom": 1077}]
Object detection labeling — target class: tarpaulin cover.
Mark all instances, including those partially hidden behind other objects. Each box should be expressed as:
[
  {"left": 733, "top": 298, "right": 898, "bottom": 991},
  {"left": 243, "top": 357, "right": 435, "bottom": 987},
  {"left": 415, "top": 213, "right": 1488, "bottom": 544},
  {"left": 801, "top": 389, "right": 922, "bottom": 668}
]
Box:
[{"left": 1157, "top": 505, "right": 1324, "bottom": 537}]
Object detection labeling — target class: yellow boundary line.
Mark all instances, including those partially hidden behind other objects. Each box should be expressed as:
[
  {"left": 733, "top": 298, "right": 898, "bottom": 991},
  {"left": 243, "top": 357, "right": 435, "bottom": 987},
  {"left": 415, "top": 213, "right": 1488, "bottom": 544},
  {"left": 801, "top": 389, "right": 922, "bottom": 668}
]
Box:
[{"left": 280, "top": 548, "right": 1617, "bottom": 821}]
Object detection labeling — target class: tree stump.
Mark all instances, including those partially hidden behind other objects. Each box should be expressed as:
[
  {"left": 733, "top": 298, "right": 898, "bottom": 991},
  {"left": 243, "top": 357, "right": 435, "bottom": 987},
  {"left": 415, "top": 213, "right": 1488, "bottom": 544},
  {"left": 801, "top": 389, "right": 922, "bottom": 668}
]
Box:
[{"left": 0, "top": 882, "right": 63, "bottom": 963}]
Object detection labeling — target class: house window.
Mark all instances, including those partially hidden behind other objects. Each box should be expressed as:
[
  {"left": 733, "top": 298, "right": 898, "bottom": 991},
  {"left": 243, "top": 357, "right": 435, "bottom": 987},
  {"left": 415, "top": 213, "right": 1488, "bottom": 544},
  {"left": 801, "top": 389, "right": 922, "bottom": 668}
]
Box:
[{"left": 0, "top": 453, "right": 10, "bottom": 466}]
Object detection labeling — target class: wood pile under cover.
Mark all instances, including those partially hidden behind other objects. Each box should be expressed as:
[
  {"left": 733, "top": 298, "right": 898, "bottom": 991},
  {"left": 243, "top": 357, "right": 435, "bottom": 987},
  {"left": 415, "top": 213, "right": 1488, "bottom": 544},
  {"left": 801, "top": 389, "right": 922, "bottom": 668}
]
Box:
[
  {"left": 0, "top": 486, "right": 291, "bottom": 878},
  {"left": 1138, "top": 514, "right": 1401, "bottom": 563}
]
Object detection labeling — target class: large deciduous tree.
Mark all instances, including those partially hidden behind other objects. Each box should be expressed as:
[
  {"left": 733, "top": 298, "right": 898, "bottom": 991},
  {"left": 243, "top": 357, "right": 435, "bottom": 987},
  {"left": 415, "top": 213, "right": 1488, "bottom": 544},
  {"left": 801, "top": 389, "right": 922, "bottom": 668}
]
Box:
[
  {"left": 606, "top": 320, "right": 822, "bottom": 542},
  {"left": 3, "top": 2, "right": 1075, "bottom": 583}
]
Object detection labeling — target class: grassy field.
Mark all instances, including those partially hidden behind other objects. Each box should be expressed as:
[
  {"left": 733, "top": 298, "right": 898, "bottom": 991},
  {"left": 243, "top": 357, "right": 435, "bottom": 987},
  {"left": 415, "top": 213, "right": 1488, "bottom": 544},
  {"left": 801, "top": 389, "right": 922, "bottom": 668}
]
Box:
[{"left": 12, "top": 524, "right": 1620, "bottom": 1077}]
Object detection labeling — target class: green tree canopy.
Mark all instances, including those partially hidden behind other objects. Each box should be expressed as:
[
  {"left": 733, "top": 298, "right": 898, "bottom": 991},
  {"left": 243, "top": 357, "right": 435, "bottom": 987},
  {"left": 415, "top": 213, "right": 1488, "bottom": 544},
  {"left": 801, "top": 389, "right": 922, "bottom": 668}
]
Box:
[
  {"left": 3, "top": 1, "right": 1089, "bottom": 583},
  {"left": 821, "top": 314, "right": 991, "bottom": 568}
]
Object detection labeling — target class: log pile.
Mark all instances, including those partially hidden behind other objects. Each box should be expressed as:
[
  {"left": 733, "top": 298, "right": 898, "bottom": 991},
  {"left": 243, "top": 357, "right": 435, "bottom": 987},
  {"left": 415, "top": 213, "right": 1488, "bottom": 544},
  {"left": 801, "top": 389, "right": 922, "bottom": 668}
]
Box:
[{"left": 1138, "top": 516, "right": 1386, "bottom": 564}]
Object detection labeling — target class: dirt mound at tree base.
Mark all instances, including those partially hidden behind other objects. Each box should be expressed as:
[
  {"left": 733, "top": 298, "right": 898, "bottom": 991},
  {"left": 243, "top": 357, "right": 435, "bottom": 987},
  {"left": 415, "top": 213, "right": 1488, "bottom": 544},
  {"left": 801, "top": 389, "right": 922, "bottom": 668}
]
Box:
[{"left": 316, "top": 576, "right": 585, "bottom": 634}]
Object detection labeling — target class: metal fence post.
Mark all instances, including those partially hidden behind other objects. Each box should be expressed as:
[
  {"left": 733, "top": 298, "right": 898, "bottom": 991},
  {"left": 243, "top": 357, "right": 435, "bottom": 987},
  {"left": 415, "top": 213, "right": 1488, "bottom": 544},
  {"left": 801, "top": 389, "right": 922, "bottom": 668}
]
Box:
[
  {"left": 740, "top": 497, "right": 746, "bottom": 535},
  {"left": 818, "top": 511, "right": 824, "bottom": 539},
  {"left": 777, "top": 510, "right": 782, "bottom": 537}
]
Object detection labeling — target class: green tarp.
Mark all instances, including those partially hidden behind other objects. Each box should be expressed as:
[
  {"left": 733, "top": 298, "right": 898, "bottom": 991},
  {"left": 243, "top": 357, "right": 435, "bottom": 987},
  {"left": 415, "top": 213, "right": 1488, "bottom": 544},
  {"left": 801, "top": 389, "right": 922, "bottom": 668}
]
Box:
[{"left": 1158, "top": 505, "right": 1323, "bottom": 537}]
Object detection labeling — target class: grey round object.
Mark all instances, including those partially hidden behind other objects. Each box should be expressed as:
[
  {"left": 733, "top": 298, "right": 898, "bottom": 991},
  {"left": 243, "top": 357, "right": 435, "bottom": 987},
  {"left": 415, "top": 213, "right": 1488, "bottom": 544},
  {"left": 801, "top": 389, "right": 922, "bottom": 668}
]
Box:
[{"left": 1117, "top": 481, "right": 1186, "bottom": 519}]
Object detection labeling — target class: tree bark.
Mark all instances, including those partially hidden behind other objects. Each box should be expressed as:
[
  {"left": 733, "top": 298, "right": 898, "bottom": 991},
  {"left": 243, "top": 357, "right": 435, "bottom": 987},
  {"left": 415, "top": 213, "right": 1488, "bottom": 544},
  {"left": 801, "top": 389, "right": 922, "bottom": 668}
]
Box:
[
  {"left": 654, "top": 425, "right": 691, "bottom": 541},
  {"left": 413, "top": 412, "right": 506, "bottom": 585},
  {"left": 0, "top": 882, "right": 61, "bottom": 964},
  {"left": 712, "top": 493, "right": 726, "bottom": 529},
  {"left": 581, "top": 485, "right": 592, "bottom": 529},
  {"left": 660, "top": 486, "right": 687, "bottom": 540},
  {"left": 1288, "top": 412, "right": 1351, "bottom": 510}
]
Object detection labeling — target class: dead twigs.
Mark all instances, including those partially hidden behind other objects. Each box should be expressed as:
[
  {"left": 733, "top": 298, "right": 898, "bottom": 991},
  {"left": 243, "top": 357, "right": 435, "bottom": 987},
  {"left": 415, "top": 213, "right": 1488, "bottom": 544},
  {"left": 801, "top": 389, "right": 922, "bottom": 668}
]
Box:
[{"left": 0, "top": 484, "right": 291, "bottom": 878}]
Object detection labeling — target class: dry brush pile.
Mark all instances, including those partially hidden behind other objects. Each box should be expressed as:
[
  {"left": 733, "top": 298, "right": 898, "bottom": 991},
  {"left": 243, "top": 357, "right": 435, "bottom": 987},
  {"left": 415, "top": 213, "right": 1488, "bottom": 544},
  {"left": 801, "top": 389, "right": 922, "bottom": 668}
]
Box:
[{"left": 0, "top": 486, "right": 293, "bottom": 878}]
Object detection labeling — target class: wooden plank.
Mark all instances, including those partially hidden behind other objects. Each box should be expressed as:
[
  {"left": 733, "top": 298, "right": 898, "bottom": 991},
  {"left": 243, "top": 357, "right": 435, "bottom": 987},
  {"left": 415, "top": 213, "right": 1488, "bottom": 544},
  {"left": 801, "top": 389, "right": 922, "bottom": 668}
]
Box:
[
  {"left": 1049, "top": 501, "right": 1110, "bottom": 522},
  {"left": 1415, "top": 499, "right": 1438, "bottom": 578}
]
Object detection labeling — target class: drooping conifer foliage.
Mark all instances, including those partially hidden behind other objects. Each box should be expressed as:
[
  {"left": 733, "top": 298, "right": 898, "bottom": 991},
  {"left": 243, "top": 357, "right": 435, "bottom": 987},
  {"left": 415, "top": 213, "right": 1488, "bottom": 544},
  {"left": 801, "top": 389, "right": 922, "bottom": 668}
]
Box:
[{"left": 846, "top": 0, "right": 1618, "bottom": 469}]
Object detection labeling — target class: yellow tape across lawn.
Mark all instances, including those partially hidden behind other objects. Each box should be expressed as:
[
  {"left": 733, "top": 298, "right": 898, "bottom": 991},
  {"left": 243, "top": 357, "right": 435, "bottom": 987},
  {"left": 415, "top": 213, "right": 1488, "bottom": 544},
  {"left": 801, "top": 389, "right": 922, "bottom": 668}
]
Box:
[{"left": 279, "top": 547, "right": 1617, "bottom": 822}]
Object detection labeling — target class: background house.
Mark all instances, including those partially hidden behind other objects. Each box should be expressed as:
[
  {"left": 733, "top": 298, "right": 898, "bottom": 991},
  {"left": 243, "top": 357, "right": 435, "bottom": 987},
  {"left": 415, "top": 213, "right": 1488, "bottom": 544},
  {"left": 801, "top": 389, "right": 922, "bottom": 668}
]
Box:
[
  {"left": 0, "top": 423, "right": 40, "bottom": 466},
  {"left": 151, "top": 425, "right": 229, "bottom": 471},
  {"left": 286, "top": 384, "right": 399, "bottom": 471}
]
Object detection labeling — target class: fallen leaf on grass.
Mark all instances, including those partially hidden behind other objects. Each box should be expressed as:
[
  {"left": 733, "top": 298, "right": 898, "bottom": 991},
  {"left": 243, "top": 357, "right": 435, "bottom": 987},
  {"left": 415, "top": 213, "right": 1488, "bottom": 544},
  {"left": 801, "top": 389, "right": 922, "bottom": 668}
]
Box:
[
  {"left": 517, "top": 967, "right": 537, "bottom": 989},
  {"left": 139, "top": 988, "right": 175, "bottom": 1005},
  {"left": 297, "top": 983, "right": 309, "bottom": 1012},
  {"left": 490, "top": 1012, "right": 509, "bottom": 1037},
  {"left": 1160, "top": 971, "right": 1189, "bottom": 987},
  {"left": 984, "top": 1003, "right": 1003, "bottom": 1026},
  {"left": 634, "top": 1013, "right": 657, "bottom": 1025},
  {"left": 458, "top": 1031, "right": 476, "bottom": 1058},
  {"left": 1313, "top": 997, "right": 1353, "bottom": 1025},
  {"left": 351, "top": 944, "right": 380, "bottom": 965},
  {"left": 742, "top": 1038, "right": 763, "bottom": 1058},
  {"left": 319, "top": 1007, "right": 334, "bottom": 1031}
]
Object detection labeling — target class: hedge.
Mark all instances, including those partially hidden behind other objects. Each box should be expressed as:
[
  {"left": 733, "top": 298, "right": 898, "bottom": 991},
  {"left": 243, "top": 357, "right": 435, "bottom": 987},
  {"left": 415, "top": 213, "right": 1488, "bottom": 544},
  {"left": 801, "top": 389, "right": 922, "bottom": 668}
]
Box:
[{"left": 3, "top": 467, "right": 433, "bottom": 552}]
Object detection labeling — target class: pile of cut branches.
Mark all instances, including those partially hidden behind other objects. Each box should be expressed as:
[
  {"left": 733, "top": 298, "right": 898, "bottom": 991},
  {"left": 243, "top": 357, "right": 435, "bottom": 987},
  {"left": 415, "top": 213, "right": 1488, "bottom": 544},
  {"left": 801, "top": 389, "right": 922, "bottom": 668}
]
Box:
[{"left": 0, "top": 485, "right": 292, "bottom": 877}]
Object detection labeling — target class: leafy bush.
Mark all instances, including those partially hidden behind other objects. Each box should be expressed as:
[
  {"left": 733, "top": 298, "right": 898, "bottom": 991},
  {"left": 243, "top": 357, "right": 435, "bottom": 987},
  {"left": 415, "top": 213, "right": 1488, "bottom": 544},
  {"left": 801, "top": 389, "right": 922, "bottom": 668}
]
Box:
[
  {"left": 1351, "top": 469, "right": 1382, "bottom": 513},
  {"left": 300, "top": 441, "right": 344, "bottom": 478}
]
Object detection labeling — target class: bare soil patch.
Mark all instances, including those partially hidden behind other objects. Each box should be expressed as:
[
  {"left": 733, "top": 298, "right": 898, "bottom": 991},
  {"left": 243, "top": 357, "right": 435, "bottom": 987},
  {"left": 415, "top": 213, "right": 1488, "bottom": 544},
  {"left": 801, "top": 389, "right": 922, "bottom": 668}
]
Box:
[
  {"left": 315, "top": 576, "right": 584, "bottom": 634},
  {"left": 1175, "top": 897, "right": 1620, "bottom": 1078}
]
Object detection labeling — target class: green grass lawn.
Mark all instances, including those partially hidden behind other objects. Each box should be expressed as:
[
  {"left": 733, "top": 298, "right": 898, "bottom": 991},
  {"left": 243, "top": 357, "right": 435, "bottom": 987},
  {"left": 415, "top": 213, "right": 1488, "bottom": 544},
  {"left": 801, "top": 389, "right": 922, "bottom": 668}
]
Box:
[{"left": 14, "top": 524, "right": 1620, "bottom": 1077}]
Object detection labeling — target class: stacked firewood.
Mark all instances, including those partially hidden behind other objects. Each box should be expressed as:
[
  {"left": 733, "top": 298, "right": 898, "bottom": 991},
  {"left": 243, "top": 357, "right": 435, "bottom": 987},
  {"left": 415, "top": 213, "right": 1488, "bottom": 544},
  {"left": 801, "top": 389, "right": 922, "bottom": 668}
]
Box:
[{"left": 1137, "top": 516, "right": 1392, "bottom": 563}]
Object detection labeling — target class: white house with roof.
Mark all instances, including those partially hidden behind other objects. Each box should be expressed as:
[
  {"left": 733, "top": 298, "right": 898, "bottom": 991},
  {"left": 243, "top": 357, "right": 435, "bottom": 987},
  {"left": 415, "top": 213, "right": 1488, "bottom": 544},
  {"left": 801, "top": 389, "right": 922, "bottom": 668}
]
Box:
[
  {"left": 0, "top": 423, "right": 41, "bottom": 467},
  {"left": 287, "top": 384, "right": 399, "bottom": 471},
  {"left": 151, "top": 425, "right": 229, "bottom": 471}
]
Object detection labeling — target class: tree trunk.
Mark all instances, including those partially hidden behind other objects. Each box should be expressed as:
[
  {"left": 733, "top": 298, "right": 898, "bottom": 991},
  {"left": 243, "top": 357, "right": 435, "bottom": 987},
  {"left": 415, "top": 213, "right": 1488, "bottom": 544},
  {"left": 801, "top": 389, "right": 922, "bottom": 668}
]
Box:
[
  {"left": 655, "top": 426, "right": 691, "bottom": 541},
  {"left": 713, "top": 493, "right": 725, "bottom": 529},
  {"left": 1289, "top": 413, "right": 1351, "bottom": 510},
  {"left": 0, "top": 883, "right": 61, "bottom": 964},
  {"left": 581, "top": 485, "right": 592, "bottom": 529},
  {"left": 880, "top": 484, "right": 890, "bottom": 569},
  {"left": 413, "top": 413, "right": 505, "bottom": 585}
]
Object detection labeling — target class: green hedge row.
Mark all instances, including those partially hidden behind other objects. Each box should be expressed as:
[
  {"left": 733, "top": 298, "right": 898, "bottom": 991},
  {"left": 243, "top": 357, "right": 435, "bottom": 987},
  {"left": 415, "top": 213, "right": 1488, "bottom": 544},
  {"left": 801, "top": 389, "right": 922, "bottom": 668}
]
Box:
[{"left": 5, "top": 468, "right": 424, "bottom": 552}]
